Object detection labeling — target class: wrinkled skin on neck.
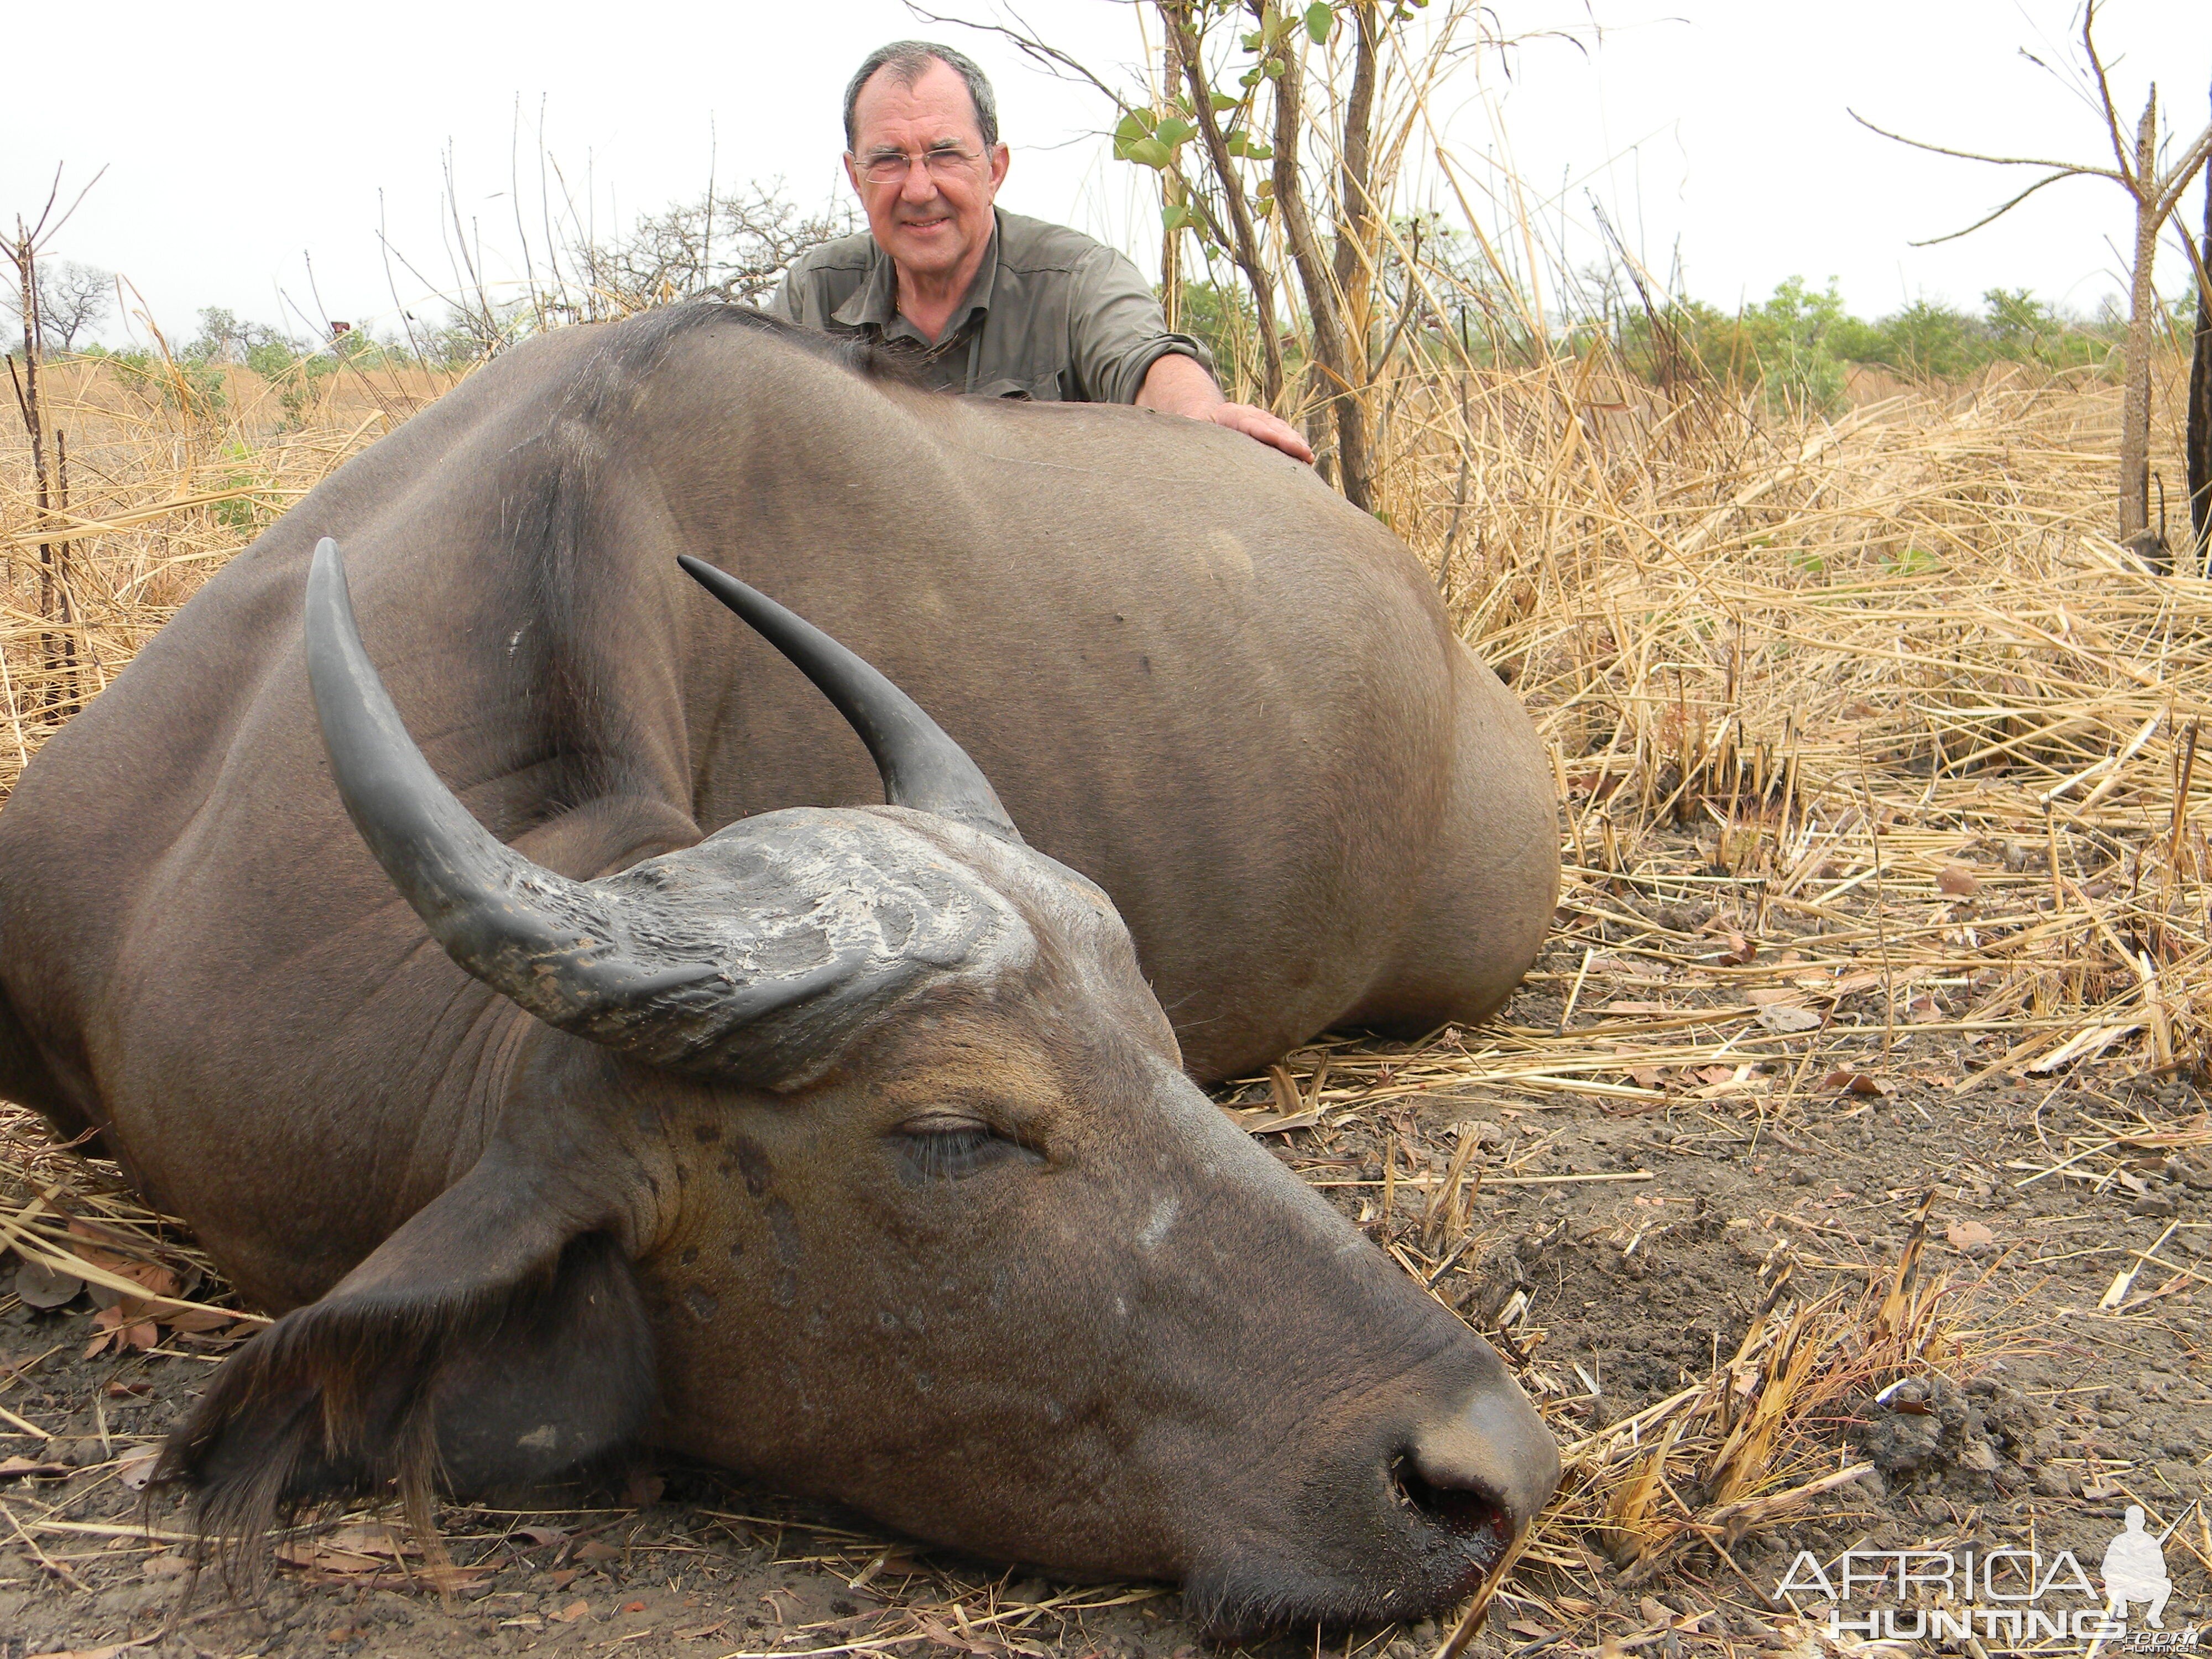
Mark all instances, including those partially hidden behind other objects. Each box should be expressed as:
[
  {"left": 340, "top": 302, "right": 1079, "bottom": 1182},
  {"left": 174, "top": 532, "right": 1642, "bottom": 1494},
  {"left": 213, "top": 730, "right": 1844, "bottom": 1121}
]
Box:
[{"left": 529, "top": 817, "right": 1555, "bottom": 1631}]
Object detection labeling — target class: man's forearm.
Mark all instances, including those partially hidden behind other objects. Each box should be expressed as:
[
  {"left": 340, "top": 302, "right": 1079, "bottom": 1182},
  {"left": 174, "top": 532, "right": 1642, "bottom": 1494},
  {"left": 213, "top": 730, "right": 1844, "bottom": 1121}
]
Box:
[
  {"left": 1136, "top": 353, "right": 1315, "bottom": 464},
  {"left": 1134, "top": 350, "right": 1225, "bottom": 418}
]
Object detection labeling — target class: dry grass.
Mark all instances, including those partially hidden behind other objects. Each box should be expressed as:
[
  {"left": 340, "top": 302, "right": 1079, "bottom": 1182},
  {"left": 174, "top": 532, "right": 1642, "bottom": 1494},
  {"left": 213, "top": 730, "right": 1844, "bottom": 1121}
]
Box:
[
  {"left": 1386, "top": 348, "right": 2212, "bottom": 1088},
  {"left": 2, "top": 334, "right": 2207, "bottom": 1651},
  {"left": 0, "top": 353, "right": 450, "bottom": 787}
]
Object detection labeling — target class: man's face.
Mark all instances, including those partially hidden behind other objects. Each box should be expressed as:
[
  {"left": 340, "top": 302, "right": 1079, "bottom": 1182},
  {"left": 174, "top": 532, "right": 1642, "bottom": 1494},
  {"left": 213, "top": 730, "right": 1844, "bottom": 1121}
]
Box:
[{"left": 844, "top": 60, "right": 1009, "bottom": 286}]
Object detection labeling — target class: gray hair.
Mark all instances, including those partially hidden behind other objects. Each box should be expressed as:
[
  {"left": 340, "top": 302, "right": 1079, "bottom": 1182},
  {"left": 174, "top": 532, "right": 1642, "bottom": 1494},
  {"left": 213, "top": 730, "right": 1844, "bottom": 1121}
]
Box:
[{"left": 843, "top": 41, "right": 1000, "bottom": 152}]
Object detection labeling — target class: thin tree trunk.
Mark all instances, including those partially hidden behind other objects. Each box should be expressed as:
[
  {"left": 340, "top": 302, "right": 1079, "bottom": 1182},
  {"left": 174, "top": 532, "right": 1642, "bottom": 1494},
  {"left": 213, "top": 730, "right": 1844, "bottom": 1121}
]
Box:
[
  {"left": 2191, "top": 93, "right": 2212, "bottom": 568},
  {"left": 1272, "top": 14, "right": 1370, "bottom": 509},
  {"left": 1161, "top": 180, "right": 1183, "bottom": 336},
  {"left": 9, "top": 231, "right": 66, "bottom": 702},
  {"left": 51, "top": 427, "right": 78, "bottom": 710},
  {"left": 1160, "top": 22, "right": 1185, "bottom": 338},
  {"left": 1160, "top": 3, "right": 1285, "bottom": 406},
  {"left": 2120, "top": 91, "right": 2160, "bottom": 539},
  {"left": 1328, "top": 0, "right": 1379, "bottom": 509}
]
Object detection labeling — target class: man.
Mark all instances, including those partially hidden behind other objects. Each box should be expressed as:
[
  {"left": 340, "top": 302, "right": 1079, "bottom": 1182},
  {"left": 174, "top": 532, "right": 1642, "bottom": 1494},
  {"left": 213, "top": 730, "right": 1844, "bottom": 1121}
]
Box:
[{"left": 771, "top": 41, "right": 1312, "bottom": 463}]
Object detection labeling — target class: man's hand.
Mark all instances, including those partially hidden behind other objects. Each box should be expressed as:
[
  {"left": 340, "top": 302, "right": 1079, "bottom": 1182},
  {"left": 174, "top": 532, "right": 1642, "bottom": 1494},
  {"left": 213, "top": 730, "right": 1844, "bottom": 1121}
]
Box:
[
  {"left": 1136, "top": 352, "right": 1314, "bottom": 463},
  {"left": 1198, "top": 400, "right": 1314, "bottom": 463}
]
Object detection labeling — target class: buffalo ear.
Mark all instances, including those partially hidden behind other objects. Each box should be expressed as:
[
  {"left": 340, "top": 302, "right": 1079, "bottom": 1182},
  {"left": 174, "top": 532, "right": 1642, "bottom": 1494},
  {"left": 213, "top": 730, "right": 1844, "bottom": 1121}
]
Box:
[{"left": 158, "top": 1150, "right": 655, "bottom": 1560}]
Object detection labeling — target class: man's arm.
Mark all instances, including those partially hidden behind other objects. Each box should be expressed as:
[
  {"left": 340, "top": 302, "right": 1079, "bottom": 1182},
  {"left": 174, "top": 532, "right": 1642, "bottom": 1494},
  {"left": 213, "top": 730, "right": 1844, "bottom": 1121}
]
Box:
[
  {"left": 1060, "top": 240, "right": 1313, "bottom": 463},
  {"left": 1135, "top": 352, "right": 1314, "bottom": 463}
]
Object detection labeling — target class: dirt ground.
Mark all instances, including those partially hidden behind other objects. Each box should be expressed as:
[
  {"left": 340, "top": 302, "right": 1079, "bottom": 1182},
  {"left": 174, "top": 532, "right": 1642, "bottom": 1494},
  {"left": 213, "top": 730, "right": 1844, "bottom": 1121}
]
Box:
[{"left": 4, "top": 919, "right": 2209, "bottom": 1659}]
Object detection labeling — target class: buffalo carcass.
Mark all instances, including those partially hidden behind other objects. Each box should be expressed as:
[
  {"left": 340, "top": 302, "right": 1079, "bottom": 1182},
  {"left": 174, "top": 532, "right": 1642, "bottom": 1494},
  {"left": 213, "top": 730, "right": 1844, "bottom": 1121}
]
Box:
[{"left": 0, "top": 306, "right": 1559, "bottom": 1629}]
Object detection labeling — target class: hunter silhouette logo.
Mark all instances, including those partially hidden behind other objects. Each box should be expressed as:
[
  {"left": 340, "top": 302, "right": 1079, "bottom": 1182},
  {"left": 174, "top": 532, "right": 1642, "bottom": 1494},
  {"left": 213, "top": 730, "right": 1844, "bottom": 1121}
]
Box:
[{"left": 2104, "top": 1507, "right": 2173, "bottom": 1630}]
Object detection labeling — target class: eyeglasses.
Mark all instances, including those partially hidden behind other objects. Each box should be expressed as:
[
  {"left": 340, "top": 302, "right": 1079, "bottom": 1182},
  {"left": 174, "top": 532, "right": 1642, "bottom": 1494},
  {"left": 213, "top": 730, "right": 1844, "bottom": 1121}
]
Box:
[{"left": 852, "top": 144, "right": 985, "bottom": 187}]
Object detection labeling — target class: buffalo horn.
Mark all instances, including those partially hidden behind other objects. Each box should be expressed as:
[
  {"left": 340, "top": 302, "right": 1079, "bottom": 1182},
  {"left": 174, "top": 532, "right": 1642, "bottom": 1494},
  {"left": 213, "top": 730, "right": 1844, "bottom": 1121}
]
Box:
[
  {"left": 304, "top": 538, "right": 731, "bottom": 1036},
  {"left": 676, "top": 555, "right": 1020, "bottom": 843}
]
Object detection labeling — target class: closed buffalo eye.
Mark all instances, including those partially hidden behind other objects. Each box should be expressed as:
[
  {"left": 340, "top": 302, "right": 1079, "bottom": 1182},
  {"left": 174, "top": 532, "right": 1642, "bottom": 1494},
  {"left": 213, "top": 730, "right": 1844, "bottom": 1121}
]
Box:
[{"left": 894, "top": 1123, "right": 1041, "bottom": 1183}]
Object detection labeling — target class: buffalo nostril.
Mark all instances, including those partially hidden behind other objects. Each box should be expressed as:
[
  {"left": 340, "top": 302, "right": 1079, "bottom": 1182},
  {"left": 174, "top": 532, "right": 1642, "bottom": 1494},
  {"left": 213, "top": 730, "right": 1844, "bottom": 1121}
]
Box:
[
  {"left": 1390, "top": 1451, "right": 1512, "bottom": 1546},
  {"left": 1393, "top": 1380, "right": 1561, "bottom": 1553}
]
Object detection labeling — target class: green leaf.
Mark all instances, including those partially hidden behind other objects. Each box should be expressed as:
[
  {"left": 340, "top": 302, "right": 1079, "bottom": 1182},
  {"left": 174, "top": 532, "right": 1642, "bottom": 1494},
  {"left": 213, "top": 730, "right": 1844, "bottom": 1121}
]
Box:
[
  {"left": 1240, "top": 29, "right": 1264, "bottom": 49},
  {"left": 1210, "top": 91, "right": 1239, "bottom": 111},
  {"left": 1155, "top": 117, "right": 1198, "bottom": 148},
  {"left": 1126, "top": 137, "right": 1172, "bottom": 169},
  {"left": 1114, "top": 110, "right": 1152, "bottom": 145},
  {"left": 1162, "top": 202, "right": 1192, "bottom": 233},
  {"left": 1305, "top": 2, "right": 1334, "bottom": 43}
]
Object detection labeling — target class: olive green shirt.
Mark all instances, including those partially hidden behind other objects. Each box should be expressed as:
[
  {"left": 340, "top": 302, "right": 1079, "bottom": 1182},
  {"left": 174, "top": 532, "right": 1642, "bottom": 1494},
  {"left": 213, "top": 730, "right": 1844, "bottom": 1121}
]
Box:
[{"left": 769, "top": 208, "right": 1210, "bottom": 404}]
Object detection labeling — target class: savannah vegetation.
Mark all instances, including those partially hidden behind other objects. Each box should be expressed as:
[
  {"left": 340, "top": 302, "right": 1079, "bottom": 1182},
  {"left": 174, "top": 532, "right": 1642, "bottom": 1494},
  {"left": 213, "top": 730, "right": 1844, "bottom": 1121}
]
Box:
[{"left": 3, "top": 3, "right": 2212, "bottom": 1655}]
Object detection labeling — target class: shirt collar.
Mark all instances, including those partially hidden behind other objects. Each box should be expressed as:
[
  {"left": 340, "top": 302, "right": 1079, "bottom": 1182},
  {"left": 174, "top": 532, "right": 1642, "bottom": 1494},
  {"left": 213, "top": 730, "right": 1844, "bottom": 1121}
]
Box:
[{"left": 833, "top": 210, "right": 1002, "bottom": 345}]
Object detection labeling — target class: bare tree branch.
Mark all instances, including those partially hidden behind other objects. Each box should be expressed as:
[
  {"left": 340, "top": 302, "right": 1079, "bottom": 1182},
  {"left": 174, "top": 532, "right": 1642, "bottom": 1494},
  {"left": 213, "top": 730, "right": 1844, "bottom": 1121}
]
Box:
[
  {"left": 2080, "top": 0, "right": 2137, "bottom": 188},
  {"left": 1846, "top": 110, "right": 2121, "bottom": 181},
  {"left": 904, "top": 2, "right": 1140, "bottom": 117},
  {"left": 2151, "top": 124, "right": 2212, "bottom": 219},
  {"left": 1908, "top": 168, "right": 2111, "bottom": 246}
]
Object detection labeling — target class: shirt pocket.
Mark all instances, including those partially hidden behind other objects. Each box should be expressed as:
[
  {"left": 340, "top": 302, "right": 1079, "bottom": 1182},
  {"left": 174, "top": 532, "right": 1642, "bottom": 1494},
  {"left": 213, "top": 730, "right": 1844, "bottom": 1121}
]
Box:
[{"left": 971, "top": 373, "right": 1066, "bottom": 402}]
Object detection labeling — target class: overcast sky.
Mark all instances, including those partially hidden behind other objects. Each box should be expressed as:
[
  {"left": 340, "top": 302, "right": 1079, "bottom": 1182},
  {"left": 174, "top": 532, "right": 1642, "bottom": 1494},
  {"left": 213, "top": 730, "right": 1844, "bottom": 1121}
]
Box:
[{"left": 5, "top": 0, "right": 2209, "bottom": 348}]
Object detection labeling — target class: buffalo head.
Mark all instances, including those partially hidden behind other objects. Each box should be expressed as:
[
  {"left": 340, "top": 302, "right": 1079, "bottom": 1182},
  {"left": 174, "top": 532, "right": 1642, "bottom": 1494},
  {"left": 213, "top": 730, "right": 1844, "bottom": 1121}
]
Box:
[{"left": 160, "top": 539, "right": 1559, "bottom": 1631}]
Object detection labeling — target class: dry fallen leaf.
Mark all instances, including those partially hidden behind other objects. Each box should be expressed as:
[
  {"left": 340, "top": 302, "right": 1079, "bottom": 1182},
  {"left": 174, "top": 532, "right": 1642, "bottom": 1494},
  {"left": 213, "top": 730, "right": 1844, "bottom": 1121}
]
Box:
[
  {"left": 1822, "top": 1070, "right": 1891, "bottom": 1096},
  {"left": 0, "top": 1454, "right": 71, "bottom": 1479},
  {"left": 84, "top": 1305, "right": 160, "bottom": 1358},
  {"left": 321, "top": 1524, "right": 417, "bottom": 1558},
  {"left": 1237, "top": 1109, "right": 1321, "bottom": 1135},
  {"left": 12, "top": 1258, "right": 84, "bottom": 1310},
  {"left": 1711, "top": 930, "right": 1756, "bottom": 966},
  {"left": 1937, "top": 864, "right": 1981, "bottom": 896},
  {"left": 1743, "top": 987, "right": 1801, "bottom": 1005},
  {"left": 1756, "top": 1005, "right": 1822, "bottom": 1034},
  {"left": 117, "top": 1449, "right": 159, "bottom": 1491},
  {"left": 1947, "top": 1220, "right": 1995, "bottom": 1251},
  {"left": 160, "top": 1305, "right": 238, "bottom": 1334},
  {"left": 551, "top": 1599, "right": 592, "bottom": 1624},
  {"left": 575, "top": 1539, "right": 622, "bottom": 1564},
  {"left": 274, "top": 1542, "right": 385, "bottom": 1575}
]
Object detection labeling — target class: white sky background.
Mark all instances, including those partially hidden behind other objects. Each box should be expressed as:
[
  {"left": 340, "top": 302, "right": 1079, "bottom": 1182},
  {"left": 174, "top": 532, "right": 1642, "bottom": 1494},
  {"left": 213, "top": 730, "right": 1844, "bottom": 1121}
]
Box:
[{"left": 4, "top": 0, "right": 2209, "bottom": 348}]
